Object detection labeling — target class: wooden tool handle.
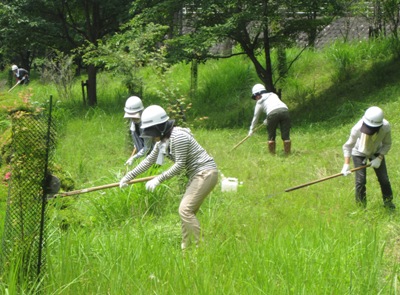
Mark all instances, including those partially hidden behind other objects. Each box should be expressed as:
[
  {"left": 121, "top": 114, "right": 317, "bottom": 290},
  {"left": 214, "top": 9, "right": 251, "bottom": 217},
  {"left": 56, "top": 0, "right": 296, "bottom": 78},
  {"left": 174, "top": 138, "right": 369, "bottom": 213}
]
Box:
[
  {"left": 51, "top": 175, "right": 157, "bottom": 198},
  {"left": 285, "top": 165, "right": 370, "bottom": 192}
]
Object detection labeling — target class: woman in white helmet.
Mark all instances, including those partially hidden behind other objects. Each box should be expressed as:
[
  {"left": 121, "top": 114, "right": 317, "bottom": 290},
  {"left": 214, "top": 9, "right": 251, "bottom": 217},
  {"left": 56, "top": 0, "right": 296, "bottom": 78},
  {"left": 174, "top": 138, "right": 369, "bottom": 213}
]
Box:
[
  {"left": 11, "top": 64, "right": 30, "bottom": 85},
  {"left": 119, "top": 105, "right": 218, "bottom": 250},
  {"left": 248, "top": 83, "right": 291, "bottom": 154},
  {"left": 341, "top": 106, "right": 395, "bottom": 209},
  {"left": 123, "top": 96, "right": 153, "bottom": 165}
]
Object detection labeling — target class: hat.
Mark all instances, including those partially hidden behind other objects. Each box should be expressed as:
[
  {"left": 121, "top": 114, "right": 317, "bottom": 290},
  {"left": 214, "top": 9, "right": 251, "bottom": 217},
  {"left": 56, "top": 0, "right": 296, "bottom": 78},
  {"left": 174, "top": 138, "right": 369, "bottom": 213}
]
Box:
[
  {"left": 361, "top": 122, "right": 381, "bottom": 135},
  {"left": 124, "top": 112, "right": 141, "bottom": 119}
]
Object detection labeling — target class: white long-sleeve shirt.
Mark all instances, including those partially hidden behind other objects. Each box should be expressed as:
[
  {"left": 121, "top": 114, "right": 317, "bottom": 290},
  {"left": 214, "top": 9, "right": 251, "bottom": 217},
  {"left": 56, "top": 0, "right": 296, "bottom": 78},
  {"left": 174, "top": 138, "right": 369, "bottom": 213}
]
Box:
[
  {"left": 124, "top": 127, "right": 217, "bottom": 183},
  {"left": 343, "top": 119, "right": 391, "bottom": 158},
  {"left": 249, "top": 92, "right": 288, "bottom": 132}
]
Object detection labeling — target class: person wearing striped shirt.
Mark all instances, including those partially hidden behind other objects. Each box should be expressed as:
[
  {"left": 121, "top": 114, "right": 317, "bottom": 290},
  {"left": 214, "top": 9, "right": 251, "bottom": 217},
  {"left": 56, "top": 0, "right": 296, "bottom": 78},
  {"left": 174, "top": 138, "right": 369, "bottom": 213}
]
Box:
[{"left": 119, "top": 105, "right": 218, "bottom": 250}]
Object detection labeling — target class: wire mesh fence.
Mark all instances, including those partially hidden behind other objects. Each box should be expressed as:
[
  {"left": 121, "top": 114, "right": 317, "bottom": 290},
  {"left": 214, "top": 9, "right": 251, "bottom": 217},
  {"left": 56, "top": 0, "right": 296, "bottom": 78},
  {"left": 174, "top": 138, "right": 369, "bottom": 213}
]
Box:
[{"left": 1, "top": 99, "right": 57, "bottom": 285}]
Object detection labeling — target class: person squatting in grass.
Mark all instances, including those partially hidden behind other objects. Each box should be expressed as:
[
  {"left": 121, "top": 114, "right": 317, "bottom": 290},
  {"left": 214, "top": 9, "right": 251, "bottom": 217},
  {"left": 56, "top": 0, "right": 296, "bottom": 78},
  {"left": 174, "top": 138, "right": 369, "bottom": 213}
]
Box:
[
  {"left": 341, "top": 106, "right": 395, "bottom": 209},
  {"left": 11, "top": 64, "right": 30, "bottom": 85},
  {"left": 248, "top": 83, "right": 291, "bottom": 155},
  {"left": 119, "top": 105, "right": 218, "bottom": 250},
  {"left": 123, "top": 96, "right": 153, "bottom": 166}
]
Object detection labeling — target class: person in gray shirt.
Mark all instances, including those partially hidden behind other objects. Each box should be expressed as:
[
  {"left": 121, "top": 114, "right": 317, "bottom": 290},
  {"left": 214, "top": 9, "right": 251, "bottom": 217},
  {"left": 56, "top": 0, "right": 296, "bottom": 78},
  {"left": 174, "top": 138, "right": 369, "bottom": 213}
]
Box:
[{"left": 341, "top": 106, "right": 395, "bottom": 209}]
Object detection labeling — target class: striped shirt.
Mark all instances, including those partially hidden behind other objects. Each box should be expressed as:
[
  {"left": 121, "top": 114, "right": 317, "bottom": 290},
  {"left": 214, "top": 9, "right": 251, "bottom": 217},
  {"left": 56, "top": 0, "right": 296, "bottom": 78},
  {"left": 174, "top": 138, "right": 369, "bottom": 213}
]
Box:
[{"left": 124, "top": 127, "right": 217, "bottom": 182}]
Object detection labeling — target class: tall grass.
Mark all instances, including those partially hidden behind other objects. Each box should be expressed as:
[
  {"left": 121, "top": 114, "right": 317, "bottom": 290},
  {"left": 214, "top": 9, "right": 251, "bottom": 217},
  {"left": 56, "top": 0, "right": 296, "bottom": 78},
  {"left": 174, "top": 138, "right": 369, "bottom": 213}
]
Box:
[{"left": 1, "top": 37, "right": 400, "bottom": 293}]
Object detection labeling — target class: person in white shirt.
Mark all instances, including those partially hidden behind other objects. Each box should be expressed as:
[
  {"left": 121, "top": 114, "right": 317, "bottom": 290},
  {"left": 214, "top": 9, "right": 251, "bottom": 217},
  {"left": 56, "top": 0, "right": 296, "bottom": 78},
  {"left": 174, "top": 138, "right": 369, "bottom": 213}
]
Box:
[
  {"left": 120, "top": 105, "right": 218, "bottom": 250},
  {"left": 248, "top": 84, "right": 291, "bottom": 154},
  {"left": 341, "top": 106, "right": 395, "bottom": 209}
]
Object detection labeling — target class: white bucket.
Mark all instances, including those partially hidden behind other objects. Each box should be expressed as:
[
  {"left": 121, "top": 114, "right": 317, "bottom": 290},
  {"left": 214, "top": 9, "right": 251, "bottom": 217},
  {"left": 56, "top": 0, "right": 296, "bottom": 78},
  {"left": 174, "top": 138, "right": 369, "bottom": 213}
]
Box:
[{"left": 221, "top": 177, "right": 238, "bottom": 192}]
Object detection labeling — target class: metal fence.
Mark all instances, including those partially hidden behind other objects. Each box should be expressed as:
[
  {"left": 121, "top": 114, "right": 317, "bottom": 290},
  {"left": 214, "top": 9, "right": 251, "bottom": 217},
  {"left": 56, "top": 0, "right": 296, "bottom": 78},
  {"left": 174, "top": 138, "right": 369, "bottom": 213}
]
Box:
[{"left": 1, "top": 98, "right": 56, "bottom": 284}]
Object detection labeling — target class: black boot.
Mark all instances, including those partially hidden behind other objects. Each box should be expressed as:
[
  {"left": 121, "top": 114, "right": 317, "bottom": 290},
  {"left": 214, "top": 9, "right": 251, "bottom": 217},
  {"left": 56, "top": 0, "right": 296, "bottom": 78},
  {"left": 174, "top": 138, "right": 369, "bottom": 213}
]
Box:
[
  {"left": 383, "top": 198, "right": 396, "bottom": 209},
  {"left": 356, "top": 194, "right": 367, "bottom": 208}
]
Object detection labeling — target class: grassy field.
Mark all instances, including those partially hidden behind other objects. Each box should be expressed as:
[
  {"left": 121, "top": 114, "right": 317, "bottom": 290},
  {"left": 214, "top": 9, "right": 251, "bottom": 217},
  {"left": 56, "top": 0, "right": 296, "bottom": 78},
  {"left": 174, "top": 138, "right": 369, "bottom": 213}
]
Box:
[{"left": 1, "top": 39, "right": 400, "bottom": 294}]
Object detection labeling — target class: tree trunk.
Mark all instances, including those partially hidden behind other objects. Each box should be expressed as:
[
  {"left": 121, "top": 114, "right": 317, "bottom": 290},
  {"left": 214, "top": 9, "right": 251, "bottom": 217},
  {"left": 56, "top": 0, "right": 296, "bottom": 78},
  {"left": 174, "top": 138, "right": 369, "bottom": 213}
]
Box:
[
  {"left": 86, "top": 1, "right": 100, "bottom": 106},
  {"left": 87, "top": 65, "right": 97, "bottom": 106},
  {"left": 263, "top": 26, "right": 276, "bottom": 94},
  {"left": 277, "top": 45, "right": 287, "bottom": 80},
  {"left": 190, "top": 59, "right": 198, "bottom": 98}
]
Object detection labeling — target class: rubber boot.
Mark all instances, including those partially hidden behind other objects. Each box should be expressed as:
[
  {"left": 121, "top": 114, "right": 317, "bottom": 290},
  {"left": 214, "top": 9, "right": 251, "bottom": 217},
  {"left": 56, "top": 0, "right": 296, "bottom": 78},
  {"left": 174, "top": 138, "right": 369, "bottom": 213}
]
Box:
[
  {"left": 355, "top": 193, "right": 367, "bottom": 208},
  {"left": 268, "top": 141, "right": 276, "bottom": 154},
  {"left": 383, "top": 197, "right": 396, "bottom": 209},
  {"left": 283, "top": 140, "right": 291, "bottom": 155}
]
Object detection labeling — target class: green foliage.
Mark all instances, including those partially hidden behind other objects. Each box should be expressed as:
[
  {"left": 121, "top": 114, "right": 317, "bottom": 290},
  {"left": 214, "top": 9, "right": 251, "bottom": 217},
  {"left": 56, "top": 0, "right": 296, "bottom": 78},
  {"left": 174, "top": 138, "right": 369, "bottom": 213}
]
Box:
[
  {"left": 326, "top": 42, "right": 357, "bottom": 82},
  {"left": 80, "top": 20, "right": 169, "bottom": 95},
  {"left": 37, "top": 51, "right": 77, "bottom": 100}
]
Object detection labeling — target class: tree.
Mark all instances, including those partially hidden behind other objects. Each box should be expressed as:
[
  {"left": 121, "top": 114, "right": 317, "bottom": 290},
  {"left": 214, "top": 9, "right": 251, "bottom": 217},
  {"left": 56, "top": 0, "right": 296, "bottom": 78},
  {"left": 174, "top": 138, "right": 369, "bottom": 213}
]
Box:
[
  {"left": 82, "top": 19, "right": 192, "bottom": 125},
  {"left": 0, "top": 0, "right": 133, "bottom": 106},
  {"left": 139, "top": 0, "right": 347, "bottom": 94},
  {"left": 0, "top": 2, "right": 50, "bottom": 70},
  {"left": 81, "top": 19, "right": 169, "bottom": 94}
]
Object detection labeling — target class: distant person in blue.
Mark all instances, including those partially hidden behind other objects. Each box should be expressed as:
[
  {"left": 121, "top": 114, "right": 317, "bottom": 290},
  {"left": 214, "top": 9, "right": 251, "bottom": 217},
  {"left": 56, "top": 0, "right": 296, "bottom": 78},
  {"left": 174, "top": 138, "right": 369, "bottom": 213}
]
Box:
[
  {"left": 11, "top": 65, "right": 29, "bottom": 85},
  {"left": 123, "top": 96, "right": 152, "bottom": 165},
  {"left": 248, "top": 83, "right": 291, "bottom": 154},
  {"left": 341, "top": 106, "right": 395, "bottom": 209}
]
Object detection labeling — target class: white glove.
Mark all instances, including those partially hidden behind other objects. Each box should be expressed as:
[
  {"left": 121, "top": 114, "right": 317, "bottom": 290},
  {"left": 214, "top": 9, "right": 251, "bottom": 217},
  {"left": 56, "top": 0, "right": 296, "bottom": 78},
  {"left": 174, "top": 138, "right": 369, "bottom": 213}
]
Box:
[
  {"left": 145, "top": 178, "right": 160, "bottom": 192},
  {"left": 119, "top": 176, "right": 129, "bottom": 189},
  {"left": 125, "top": 156, "right": 135, "bottom": 166},
  {"left": 263, "top": 119, "right": 268, "bottom": 126},
  {"left": 248, "top": 130, "right": 253, "bottom": 137},
  {"left": 341, "top": 164, "right": 351, "bottom": 176},
  {"left": 370, "top": 157, "right": 382, "bottom": 169}
]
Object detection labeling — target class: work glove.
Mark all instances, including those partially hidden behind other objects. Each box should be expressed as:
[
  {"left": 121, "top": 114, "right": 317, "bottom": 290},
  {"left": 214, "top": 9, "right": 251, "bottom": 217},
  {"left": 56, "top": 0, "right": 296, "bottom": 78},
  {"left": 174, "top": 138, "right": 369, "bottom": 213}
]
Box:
[
  {"left": 370, "top": 157, "right": 382, "bottom": 169},
  {"left": 119, "top": 176, "right": 129, "bottom": 189},
  {"left": 263, "top": 119, "right": 268, "bottom": 126},
  {"left": 248, "top": 130, "right": 253, "bottom": 137},
  {"left": 125, "top": 156, "right": 136, "bottom": 166},
  {"left": 341, "top": 164, "right": 351, "bottom": 176},
  {"left": 145, "top": 178, "right": 160, "bottom": 192}
]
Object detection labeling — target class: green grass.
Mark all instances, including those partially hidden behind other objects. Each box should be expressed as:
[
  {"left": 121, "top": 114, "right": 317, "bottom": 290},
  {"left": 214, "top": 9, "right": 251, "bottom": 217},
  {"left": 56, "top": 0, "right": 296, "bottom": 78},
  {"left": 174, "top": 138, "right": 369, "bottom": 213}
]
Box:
[{"left": 1, "top": 38, "right": 400, "bottom": 293}]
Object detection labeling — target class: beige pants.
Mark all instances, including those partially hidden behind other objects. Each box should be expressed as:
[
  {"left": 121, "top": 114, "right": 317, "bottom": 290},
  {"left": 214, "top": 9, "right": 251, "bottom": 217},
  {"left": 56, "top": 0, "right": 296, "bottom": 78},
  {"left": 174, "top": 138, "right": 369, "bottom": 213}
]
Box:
[{"left": 179, "top": 169, "right": 218, "bottom": 249}]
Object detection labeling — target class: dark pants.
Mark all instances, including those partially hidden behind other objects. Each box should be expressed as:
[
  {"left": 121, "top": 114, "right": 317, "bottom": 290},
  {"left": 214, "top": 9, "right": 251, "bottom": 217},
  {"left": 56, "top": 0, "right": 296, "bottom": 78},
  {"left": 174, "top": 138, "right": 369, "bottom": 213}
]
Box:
[
  {"left": 266, "top": 108, "right": 291, "bottom": 141},
  {"left": 352, "top": 155, "right": 393, "bottom": 204}
]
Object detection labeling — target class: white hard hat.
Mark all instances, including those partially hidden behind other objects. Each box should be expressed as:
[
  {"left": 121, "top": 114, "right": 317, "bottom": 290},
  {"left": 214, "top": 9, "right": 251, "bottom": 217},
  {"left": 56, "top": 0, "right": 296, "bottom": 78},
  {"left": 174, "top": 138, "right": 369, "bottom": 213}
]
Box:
[
  {"left": 251, "top": 84, "right": 266, "bottom": 99},
  {"left": 124, "top": 96, "right": 144, "bottom": 113},
  {"left": 140, "top": 105, "right": 169, "bottom": 129},
  {"left": 362, "top": 106, "right": 384, "bottom": 127},
  {"left": 11, "top": 65, "right": 18, "bottom": 71}
]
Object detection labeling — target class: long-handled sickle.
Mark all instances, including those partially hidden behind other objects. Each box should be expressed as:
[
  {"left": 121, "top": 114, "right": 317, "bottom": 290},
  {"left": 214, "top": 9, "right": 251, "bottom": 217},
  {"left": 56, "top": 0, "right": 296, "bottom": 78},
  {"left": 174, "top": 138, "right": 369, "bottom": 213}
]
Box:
[
  {"left": 8, "top": 80, "right": 21, "bottom": 92},
  {"left": 285, "top": 164, "right": 371, "bottom": 192},
  {"left": 230, "top": 124, "right": 264, "bottom": 152},
  {"left": 50, "top": 175, "right": 157, "bottom": 198}
]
